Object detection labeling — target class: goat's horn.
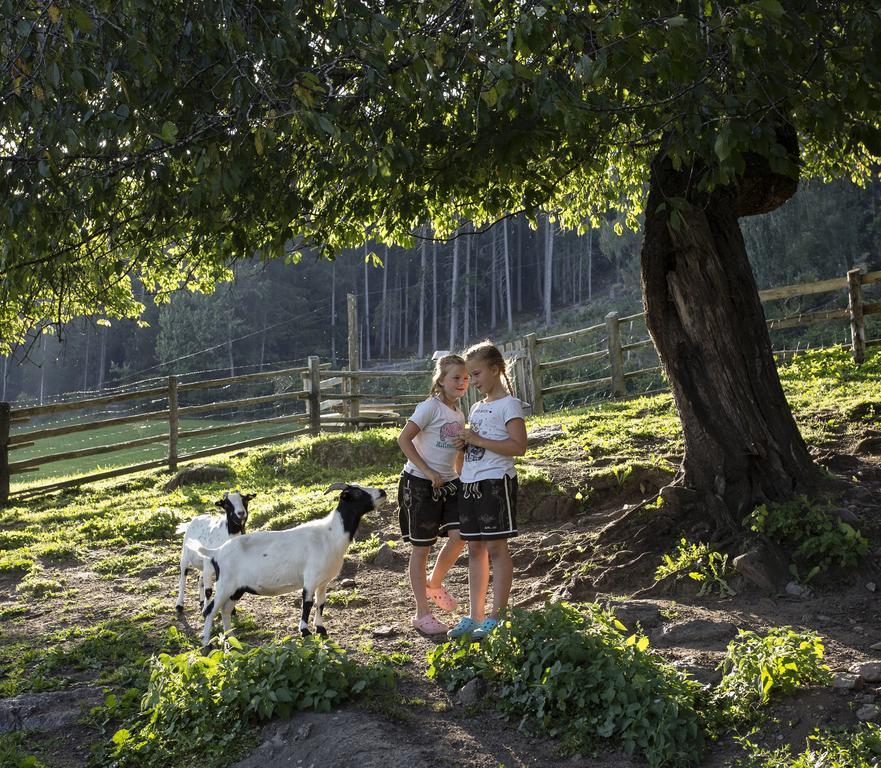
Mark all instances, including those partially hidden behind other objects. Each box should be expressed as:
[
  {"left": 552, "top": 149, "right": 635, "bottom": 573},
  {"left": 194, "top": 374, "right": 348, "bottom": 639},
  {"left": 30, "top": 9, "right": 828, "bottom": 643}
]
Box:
[{"left": 324, "top": 482, "right": 348, "bottom": 494}]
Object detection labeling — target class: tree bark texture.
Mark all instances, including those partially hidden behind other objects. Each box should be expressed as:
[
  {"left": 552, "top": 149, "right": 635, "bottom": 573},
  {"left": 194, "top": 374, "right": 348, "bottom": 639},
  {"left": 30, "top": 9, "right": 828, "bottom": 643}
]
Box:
[{"left": 641, "top": 148, "right": 824, "bottom": 531}]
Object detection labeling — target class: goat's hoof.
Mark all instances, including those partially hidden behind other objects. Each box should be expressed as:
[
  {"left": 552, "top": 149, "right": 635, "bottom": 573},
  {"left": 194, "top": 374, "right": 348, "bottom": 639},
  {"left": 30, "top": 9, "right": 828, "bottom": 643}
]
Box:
[
  {"left": 231, "top": 607, "right": 238, "bottom": 617},
  {"left": 175, "top": 604, "right": 184, "bottom": 614},
  {"left": 300, "top": 627, "right": 312, "bottom": 637},
  {"left": 315, "top": 626, "right": 328, "bottom": 637}
]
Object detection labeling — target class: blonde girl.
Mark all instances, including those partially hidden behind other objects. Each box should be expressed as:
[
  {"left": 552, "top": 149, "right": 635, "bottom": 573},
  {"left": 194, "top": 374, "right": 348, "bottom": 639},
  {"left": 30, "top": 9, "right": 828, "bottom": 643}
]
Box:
[
  {"left": 396, "top": 354, "right": 470, "bottom": 635},
  {"left": 449, "top": 341, "right": 527, "bottom": 640}
]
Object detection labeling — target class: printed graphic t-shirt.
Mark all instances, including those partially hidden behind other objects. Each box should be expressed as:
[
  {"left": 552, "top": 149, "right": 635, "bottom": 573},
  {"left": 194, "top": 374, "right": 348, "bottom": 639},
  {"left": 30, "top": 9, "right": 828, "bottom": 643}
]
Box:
[
  {"left": 460, "top": 395, "right": 525, "bottom": 483},
  {"left": 403, "top": 397, "right": 466, "bottom": 481}
]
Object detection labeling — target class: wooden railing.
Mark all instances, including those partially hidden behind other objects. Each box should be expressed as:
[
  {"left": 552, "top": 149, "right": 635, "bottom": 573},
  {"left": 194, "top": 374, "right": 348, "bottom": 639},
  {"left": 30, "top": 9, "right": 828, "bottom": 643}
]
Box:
[
  {"left": 523, "top": 267, "right": 881, "bottom": 415},
  {"left": 1, "top": 268, "right": 879, "bottom": 503}
]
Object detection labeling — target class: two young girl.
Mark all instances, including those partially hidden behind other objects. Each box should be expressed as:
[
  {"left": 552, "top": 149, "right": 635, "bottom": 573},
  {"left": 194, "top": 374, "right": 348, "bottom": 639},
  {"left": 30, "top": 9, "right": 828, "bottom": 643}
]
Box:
[{"left": 397, "top": 341, "right": 527, "bottom": 639}]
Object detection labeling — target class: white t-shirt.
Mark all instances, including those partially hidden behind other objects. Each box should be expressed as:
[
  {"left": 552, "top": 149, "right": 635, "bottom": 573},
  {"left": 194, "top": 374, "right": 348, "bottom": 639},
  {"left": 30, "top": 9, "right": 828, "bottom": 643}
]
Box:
[
  {"left": 460, "top": 395, "right": 525, "bottom": 483},
  {"left": 402, "top": 397, "right": 466, "bottom": 481}
]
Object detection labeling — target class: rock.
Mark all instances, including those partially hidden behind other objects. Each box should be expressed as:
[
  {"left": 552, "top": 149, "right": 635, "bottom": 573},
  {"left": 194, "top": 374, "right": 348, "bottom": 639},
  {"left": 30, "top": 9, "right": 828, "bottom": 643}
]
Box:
[
  {"left": 857, "top": 693, "right": 877, "bottom": 704},
  {"left": 857, "top": 704, "right": 881, "bottom": 722},
  {"left": 870, "top": 642, "right": 881, "bottom": 652},
  {"left": 163, "top": 464, "right": 231, "bottom": 492},
  {"left": 867, "top": 582, "right": 877, "bottom": 593},
  {"left": 655, "top": 620, "right": 737, "bottom": 648},
  {"left": 855, "top": 436, "right": 881, "bottom": 456},
  {"left": 371, "top": 625, "right": 396, "bottom": 638},
  {"left": 526, "top": 424, "right": 565, "bottom": 447},
  {"left": 817, "top": 614, "right": 833, "bottom": 623},
  {"left": 339, "top": 578, "right": 356, "bottom": 589},
  {"left": 732, "top": 543, "right": 791, "bottom": 593},
  {"left": 831, "top": 674, "right": 863, "bottom": 691},
  {"left": 678, "top": 664, "right": 723, "bottom": 687},
  {"left": 851, "top": 662, "right": 881, "bottom": 683},
  {"left": 558, "top": 521, "right": 577, "bottom": 531},
  {"left": 604, "top": 600, "right": 662, "bottom": 630},
  {"left": 659, "top": 484, "right": 702, "bottom": 508},
  {"left": 540, "top": 532, "right": 564, "bottom": 548},
  {"left": 829, "top": 507, "right": 860, "bottom": 524},
  {"left": 453, "top": 678, "right": 487, "bottom": 707},
  {"left": 0, "top": 687, "right": 103, "bottom": 734},
  {"left": 371, "top": 543, "right": 403, "bottom": 568},
  {"left": 785, "top": 581, "right": 813, "bottom": 600}
]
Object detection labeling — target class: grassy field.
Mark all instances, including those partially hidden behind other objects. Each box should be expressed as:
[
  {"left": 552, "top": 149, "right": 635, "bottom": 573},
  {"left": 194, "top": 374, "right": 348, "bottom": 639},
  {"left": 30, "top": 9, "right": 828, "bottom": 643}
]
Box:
[
  {"left": 0, "top": 347, "right": 879, "bottom": 767},
  {"left": 9, "top": 416, "right": 312, "bottom": 489}
]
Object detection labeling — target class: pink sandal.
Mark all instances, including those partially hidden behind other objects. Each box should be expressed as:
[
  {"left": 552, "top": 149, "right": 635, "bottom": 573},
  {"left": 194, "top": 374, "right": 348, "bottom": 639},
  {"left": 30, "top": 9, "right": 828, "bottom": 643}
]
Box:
[
  {"left": 426, "top": 584, "right": 458, "bottom": 613},
  {"left": 412, "top": 613, "right": 449, "bottom": 635}
]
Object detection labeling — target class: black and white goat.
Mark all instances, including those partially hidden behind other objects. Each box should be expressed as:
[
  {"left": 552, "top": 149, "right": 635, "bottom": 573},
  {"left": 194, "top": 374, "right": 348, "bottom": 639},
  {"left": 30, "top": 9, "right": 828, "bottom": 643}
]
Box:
[
  {"left": 175, "top": 491, "right": 255, "bottom": 613},
  {"left": 188, "top": 483, "right": 385, "bottom": 648}
]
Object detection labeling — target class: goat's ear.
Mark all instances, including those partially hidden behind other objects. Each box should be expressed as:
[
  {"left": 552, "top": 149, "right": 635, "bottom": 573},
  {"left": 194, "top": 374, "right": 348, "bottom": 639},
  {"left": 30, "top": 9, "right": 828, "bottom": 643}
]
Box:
[
  {"left": 242, "top": 493, "right": 256, "bottom": 502},
  {"left": 324, "top": 482, "right": 348, "bottom": 495},
  {"left": 214, "top": 499, "right": 225, "bottom": 508}
]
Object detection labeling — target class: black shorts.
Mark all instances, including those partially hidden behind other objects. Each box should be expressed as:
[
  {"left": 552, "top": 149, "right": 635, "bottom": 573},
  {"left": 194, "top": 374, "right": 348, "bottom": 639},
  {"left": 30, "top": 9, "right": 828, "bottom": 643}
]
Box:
[
  {"left": 398, "top": 472, "right": 460, "bottom": 546},
  {"left": 458, "top": 476, "right": 518, "bottom": 541}
]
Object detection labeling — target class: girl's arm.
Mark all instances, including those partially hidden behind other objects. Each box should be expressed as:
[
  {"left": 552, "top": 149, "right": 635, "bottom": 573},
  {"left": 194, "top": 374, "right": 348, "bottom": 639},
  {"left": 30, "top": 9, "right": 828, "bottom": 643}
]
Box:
[
  {"left": 456, "top": 418, "right": 527, "bottom": 457},
  {"left": 454, "top": 446, "right": 464, "bottom": 475},
  {"left": 397, "top": 421, "right": 443, "bottom": 487}
]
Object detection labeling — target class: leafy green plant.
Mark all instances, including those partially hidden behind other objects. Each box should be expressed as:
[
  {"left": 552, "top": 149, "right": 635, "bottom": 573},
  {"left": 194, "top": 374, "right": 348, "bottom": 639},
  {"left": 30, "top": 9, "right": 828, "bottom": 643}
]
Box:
[
  {"left": 0, "top": 733, "right": 46, "bottom": 768},
  {"left": 748, "top": 497, "right": 869, "bottom": 581},
  {"left": 655, "top": 539, "right": 736, "bottom": 597},
  {"left": 712, "top": 627, "right": 830, "bottom": 727},
  {"left": 105, "top": 636, "right": 394, "bottom": 767},
  {"left": 734, "top": 724, "right": 881, "bottom": 767},
  {"left": 611, "top": 463, "right": 633, "bottom": 487},
  {"left": 427, "top": 602, "right": 704, "bottom": 767}
]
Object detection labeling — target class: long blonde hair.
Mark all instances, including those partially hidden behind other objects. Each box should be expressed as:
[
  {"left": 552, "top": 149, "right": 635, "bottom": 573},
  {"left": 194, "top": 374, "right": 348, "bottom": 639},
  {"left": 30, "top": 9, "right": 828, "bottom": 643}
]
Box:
[
  {"left": 429, "top": 354, "right": 467, "bottom": 403},
  {"left": 463, "top": 340, "right": 514, "bottom": 395}
]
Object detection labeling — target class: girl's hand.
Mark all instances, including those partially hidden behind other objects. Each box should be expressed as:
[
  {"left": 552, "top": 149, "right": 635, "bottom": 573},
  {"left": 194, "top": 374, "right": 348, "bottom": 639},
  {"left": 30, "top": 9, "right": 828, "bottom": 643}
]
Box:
[
  {"left": 452, "top": 435, "right": 467, "bottom": 451},
  {"left": 428, "top": 470, "right": 443, "bottom": 488},
  {"left": 458, "top": 427, "right": 478, "bottom": 443}
]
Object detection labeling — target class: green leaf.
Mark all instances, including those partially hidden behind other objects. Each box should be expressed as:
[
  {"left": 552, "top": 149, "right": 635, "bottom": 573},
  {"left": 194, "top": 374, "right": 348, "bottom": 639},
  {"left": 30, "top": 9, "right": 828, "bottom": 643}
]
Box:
[
  {"left": 753, "top": 0, "right": 784, "bottom": 18},
  {"left": 160, "top": 121, "right": 178, "bottom": 143}
]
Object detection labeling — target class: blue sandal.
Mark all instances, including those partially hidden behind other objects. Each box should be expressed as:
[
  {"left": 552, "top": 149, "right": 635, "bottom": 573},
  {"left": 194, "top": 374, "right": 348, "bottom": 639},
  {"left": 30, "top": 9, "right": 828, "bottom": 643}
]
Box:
[
  {"left": 472, "top": 618, "right": 499, "bottom": 640},
  {"left": 447, "top": 616, "right": 479, "bottom": 639}
]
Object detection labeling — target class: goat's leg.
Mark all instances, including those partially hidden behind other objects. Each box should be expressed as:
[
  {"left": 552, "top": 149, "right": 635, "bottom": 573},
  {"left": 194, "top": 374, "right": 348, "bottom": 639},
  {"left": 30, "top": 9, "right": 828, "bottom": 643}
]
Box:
[
  {"left": 313, "top": 582, "right": 329, "bottom": 637},
  {"left": 299, "top": 587, "right": 315, "bottom": 637},
  {"left": 220, "top": 600, "right": 235, "bottom": 634},
  {"left": 201, "top": 584, "right": 231, "bottom": 649},
  {"left": 175, "top": 561, "right": 188, "bottom": 613}
]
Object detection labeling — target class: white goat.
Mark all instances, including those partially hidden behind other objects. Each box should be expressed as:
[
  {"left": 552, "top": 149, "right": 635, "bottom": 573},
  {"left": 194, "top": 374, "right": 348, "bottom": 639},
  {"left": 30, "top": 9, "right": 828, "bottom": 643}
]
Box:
[
  {"left": 188, "top": 483, "right": 385, "bottom": 648},
  {"left": 175, "top": 491, "right": 255, "bottom": 613}
]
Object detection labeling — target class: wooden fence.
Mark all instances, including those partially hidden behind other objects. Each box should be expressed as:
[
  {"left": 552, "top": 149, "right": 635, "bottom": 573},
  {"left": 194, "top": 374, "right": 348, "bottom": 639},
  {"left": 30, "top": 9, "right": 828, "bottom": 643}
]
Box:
[
  {"left": 524, "top": 267, "right": 881, "bottom": 415},
  {"left": 1, "top": 268, "right": 879, "bottom": 503}
]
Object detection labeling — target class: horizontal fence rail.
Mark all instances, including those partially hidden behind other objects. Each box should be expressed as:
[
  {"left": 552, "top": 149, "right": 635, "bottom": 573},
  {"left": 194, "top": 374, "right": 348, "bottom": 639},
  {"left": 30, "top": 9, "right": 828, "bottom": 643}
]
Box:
[{"left": 2, "top": 269, "right": 880, "bottom": 503}]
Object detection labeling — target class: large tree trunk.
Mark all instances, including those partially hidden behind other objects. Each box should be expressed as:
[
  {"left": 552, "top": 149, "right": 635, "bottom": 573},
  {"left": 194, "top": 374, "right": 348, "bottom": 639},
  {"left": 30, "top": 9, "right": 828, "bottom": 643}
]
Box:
[{"left": 640, "top": 145, "right": 824, "bottom": 533}]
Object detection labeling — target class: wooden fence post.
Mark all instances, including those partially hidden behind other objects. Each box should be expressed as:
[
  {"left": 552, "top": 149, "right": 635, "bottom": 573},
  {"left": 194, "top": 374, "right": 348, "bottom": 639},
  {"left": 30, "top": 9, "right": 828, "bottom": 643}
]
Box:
[
  {"left": 347, "top": 293, "right": 360, "bottom": 429},
  {"left": 847, "top": 268, "right": 866, "bottom": 364},
  {"left": 524, "top": 332, "right": 544, "bottom": 415},
  {"left": 0, "top": 402, "right": 9, "bottom": 505},
  {"left": 606, "top": 312, "right": 626, "bottom": 398},
  {"left": 168, "top": 376, "right": 179, "bottom": 472},
  {"left": 307, "top": 356, "right": 321, "bottom": 434}
]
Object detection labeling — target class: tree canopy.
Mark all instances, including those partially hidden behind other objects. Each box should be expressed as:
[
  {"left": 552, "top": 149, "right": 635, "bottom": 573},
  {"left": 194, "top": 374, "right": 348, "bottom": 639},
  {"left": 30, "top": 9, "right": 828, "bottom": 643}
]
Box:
[{"left": 2, "top": 0, "right": 880, "bottom": 350}]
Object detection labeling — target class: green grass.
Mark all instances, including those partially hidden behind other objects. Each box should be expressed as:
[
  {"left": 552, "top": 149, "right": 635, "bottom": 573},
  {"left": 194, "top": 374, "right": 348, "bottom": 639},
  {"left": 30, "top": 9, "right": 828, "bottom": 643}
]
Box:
[{"left": 10, "top": 416, "right": 307, "bottom": 487}]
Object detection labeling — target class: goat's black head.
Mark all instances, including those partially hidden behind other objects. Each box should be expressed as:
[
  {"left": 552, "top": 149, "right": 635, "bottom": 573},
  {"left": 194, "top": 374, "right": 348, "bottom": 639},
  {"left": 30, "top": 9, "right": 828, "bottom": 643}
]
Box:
[
  {"left": 215, "top": 490, "right": 254, "bottom": 535},
  {"left": 324, "top": 483, "right": 387, "bottom": 540}
]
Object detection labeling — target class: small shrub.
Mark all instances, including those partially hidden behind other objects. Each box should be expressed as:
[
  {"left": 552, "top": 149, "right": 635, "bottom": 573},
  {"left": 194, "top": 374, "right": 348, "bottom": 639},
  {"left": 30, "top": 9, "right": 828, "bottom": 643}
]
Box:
[
  {"left": 106, "top": 636, "right": 394, "bottom": 767},
  {"left": 427, "top": 602, "right": 704, "bottom": 767},
  {"left": 0, "top": 733, "right": 46, "bottom": 768},
  {"left": 712, "top": 627, "right": 830, "bottom": 727},
  {"left": 655, "top": 539, "right": 736, "bottom": 597},
  {"left": 735, "top": 723, "right": 881, "bottom": 767},
  {"left": 748, "top": 497, "right": 869, "bottom": 582}
]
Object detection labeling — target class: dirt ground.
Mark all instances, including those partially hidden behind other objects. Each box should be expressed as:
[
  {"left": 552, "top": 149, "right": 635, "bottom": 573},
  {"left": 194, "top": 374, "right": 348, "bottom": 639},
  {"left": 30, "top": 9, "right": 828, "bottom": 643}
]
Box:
[{"left": 8, "top": 427, "right": 881, "bottom": 768}]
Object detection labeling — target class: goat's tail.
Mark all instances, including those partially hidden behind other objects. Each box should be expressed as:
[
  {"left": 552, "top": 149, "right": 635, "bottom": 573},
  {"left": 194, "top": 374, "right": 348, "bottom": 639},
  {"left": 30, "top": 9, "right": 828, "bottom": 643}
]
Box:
[
  {"left": 175, "top": 522, "right": 188, "bottom": 535},
  {"left": 185, "top": 538, "right": 216, "bottom": 559}
]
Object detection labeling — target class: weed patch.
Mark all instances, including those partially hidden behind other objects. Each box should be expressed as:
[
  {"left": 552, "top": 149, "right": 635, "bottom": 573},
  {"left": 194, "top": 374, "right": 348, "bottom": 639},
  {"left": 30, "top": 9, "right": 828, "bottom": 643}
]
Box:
[
  {"left": 748, "top": 497, "right": 869, "bottom": 582},
  {"left": 105, "top": 636, "right": 394, "bottom": 767},
  {"left": 427, "top": 602, "right": 704, "bottom": 767},
  {"left": 711, "top": 627, "right": 830, "bottom": 728},
  {"left": 735, "top": 724, "right": 881, "bottom": 767},
  {"left": 655, "top": 539, "right": 736, "bottom": 597}
]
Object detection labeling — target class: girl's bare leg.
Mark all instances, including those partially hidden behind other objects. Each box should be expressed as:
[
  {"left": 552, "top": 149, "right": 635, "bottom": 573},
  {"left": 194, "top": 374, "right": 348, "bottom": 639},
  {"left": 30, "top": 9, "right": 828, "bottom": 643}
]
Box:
[
  {"left": 467, "top": 541, "right": 490, "bottom": 620},
  {"left": 409, "top": 546, "right": 432, "bottom": 618},
  {"left": 428, "top": 530, "right": 465, "bottom": 588}
]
